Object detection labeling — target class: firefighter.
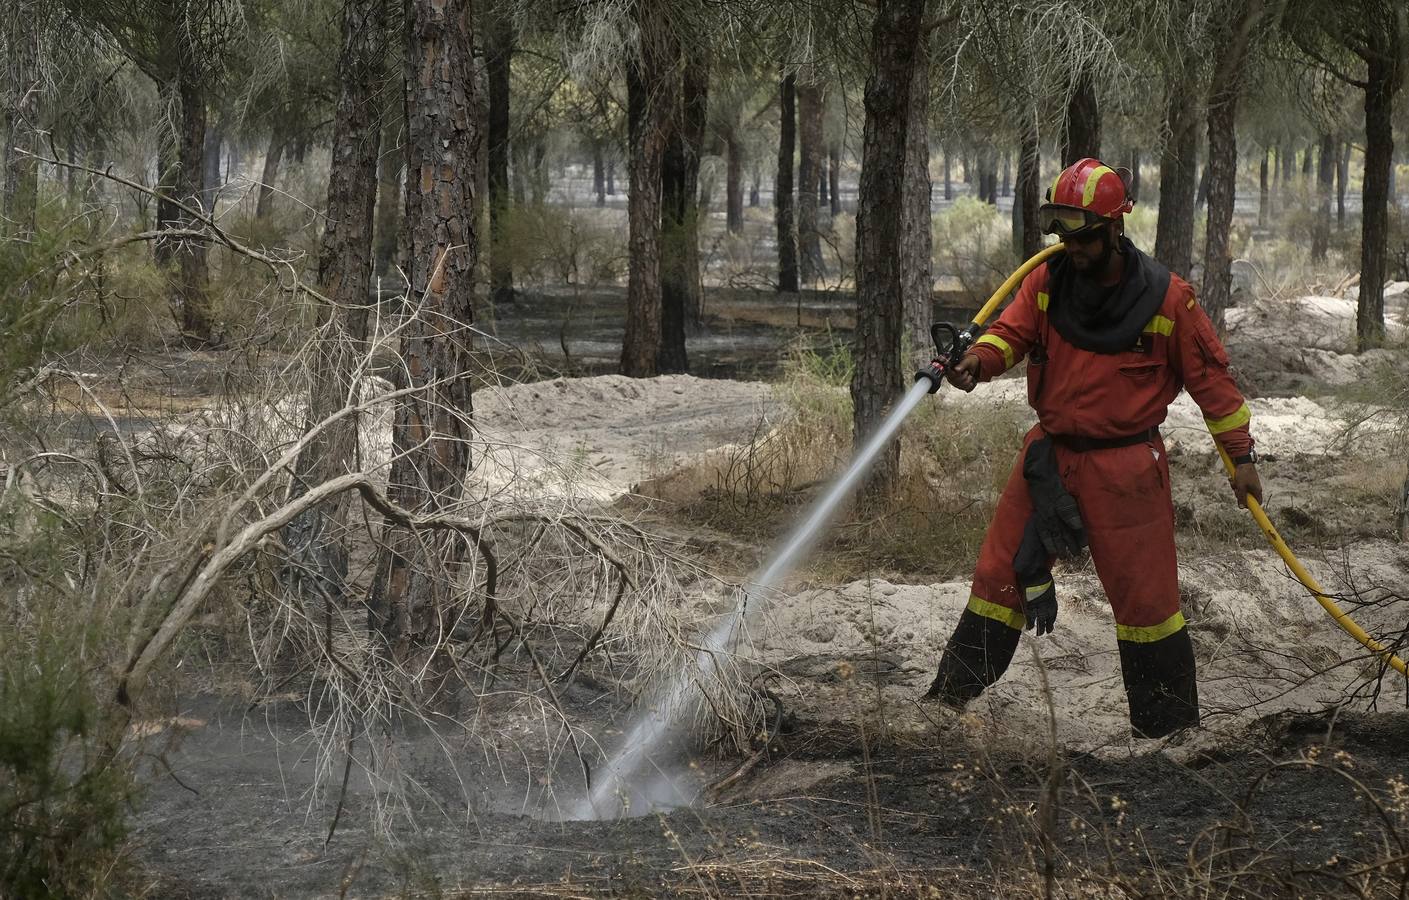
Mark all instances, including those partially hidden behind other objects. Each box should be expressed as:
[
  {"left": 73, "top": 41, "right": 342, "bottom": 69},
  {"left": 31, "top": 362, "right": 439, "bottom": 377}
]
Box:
[{"left": 925, "top": 157, "right": 1262, "bottom": 739}]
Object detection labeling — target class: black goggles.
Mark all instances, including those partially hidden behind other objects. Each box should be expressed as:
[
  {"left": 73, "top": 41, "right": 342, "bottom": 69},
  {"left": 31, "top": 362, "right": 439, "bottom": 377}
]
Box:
[{"left": 1039, "top": 205, "right": 1108, "bottom": 237}]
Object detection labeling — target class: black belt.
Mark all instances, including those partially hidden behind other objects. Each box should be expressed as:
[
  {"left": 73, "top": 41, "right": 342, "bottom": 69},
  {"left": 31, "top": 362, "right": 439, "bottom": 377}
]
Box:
[{"left": 1048, "top": 427, "right": 1158, "bottom": 453}]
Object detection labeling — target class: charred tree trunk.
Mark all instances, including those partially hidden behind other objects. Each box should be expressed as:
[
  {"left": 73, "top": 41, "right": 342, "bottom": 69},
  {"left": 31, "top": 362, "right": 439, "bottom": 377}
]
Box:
[
  {"left": 1201, "top": 0, "right": 1266, "bottom": 333},
  {"left": 1155, "top": 76, "right": 1200, "bottom": 279},
  {"left": 725, "top": 130, "right": 743, "bottom": 233},
  {"left": 370, "top": 0, "right": 480, "bottom": 659},
  {"left": 775, "top": 73, "right": 799, "bottom": 292},
  {"left": 796, "top": 77, "right": 825, "bottom": 285},
  {"left": 1358, "top": 48, "right": 1403, "bottom": 350},
  {"left": 1061, "top": 73, "right": 1101, "bottom": 166},
  {"left": 284, "top": 0, "right": 387, "bottom": 614},
  {"left": 1013, "top": 109, "right": 1042, "bottom": 260},
  {"left": 1312, "top": 133, "right": 1335, "bottom": 260},
  {"left": 621, "top": 4, "right": 672, "bottom": 377},
  {"left": 853, "top": 0, "right": 926, "bottom": 500},
  {"left": 486, "top": 6, "right": 514, "bottom": 305},
  {"left": 660, "top": 47, "right": 707, "bottom": 372},
  {"left": 901, "top": 31, "right": 932, "bottom": 370}
]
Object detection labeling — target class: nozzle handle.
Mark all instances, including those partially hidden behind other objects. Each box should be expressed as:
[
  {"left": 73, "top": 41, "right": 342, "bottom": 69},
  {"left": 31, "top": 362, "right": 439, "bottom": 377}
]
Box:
[{"left": 914, "top": 322, "right": 981, "bottom": 393}]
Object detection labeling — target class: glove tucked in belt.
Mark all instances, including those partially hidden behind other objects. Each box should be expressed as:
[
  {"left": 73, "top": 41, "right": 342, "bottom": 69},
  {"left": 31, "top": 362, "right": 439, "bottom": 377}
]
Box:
[{"left": 1012, "top": 436, "right": 1086, "bottom": 636}]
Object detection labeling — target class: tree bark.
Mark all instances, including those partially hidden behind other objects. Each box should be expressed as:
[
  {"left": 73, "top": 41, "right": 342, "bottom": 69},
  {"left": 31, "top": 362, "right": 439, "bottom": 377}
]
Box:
[
  {"left": 1201, "top": 0, "right": 1266, "bottom": 333},
  {"left": 853, "top": 0, "right": 926, "bottom": 501},
  {"left": 725, "top": 130, "right": 743, "bottom": 233},
  {"left": 607, "top": 158, "right": 615, "bottom": 195},
  {"left": 901, "top": 31, "right": 932, "bottom": 370},
  {"left": 371, "top": 0, "right": 481, "bottom": 659},
  {"left": 749, "top": 168, "right": 760, "bottom": 207},
  {"left": 530, "top": 138, "right": 548, "bottom": 205},
  {"left": 818, "top": 153, "right": 830, "bottom": 210},
  {"left": 284, "top": 0, "right": 386, "bottom": 615},
  {"left": 201, "top": 124, "right": 223, "bottom": 211},
  {"left": 593, "top": 140, "right": 606, "bottom": 206},
  {"left": 621, "top": 3, "right": 672, "bottom": 377},
  {"left": 1337, "top": 141, "right": 1349, "bottom": 226},
  {"left": 1000, "top": 151, "right": 1011, "bottom": 197},
  {"left": 942, "top": 146, "right": 952, "bottom": 201},
  {"left": 486, "top": 5, "right": 514, "bottom": 305},
  {"left": 660, "top": 46, "right": 707, "bottom": 373},
  {"left": 1312, "top": 132, "right": 1335, "bottom": 260},
  {"left": 775, "top": 73, "right": 799, "bottom": 292},
  {"left": 1013, "top": 109, "right": 1042, "bottom": 260},
  {"left": 256, "top": 128, "right": 284, "bottom": 220},
  {"left": 1154, "top": 81, "right": 1199, "bottom": 278},
  {"left": 2, "top": 1, "right": 39, "bottom": 241},
  {"left": 796, "top": 77, "right": 825, "bottom": 285},
  {"left": 174, "top": 75, "right": 213, "bottom": 347},
  {"left": 1061, "top": 73, "right": 1101, "bottom": 166},
  {"left": 1358, "top": 48, "right": 1402, "bottom": 350},
  {"left": 1258, "top": 146, "right": 1269, "bottom": 228}
]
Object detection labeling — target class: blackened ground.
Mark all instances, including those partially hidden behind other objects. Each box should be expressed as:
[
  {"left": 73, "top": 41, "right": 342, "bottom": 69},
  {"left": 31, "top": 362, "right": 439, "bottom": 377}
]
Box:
[{"left": 134, "top": 697, "right": 1409, "bottom": 898}]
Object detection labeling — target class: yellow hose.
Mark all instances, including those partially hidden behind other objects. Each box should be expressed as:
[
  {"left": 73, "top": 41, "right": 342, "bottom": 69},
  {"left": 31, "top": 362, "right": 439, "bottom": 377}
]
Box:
[
  {"left": 1211, "top": 442, "right": 1408, "bottom": 678},
  {"left": 972, "top": 244, "right": 1408, "bottom": 679}
]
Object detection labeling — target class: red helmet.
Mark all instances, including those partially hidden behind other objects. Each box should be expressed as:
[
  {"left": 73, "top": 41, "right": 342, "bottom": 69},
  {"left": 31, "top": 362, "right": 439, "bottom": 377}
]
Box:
[{"left": 1039, "top": 158, "right": 1134, "bottom": 236}]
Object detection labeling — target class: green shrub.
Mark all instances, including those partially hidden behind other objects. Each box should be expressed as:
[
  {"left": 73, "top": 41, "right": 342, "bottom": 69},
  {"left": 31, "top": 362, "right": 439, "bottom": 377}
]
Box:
[{"left": 933, "top": 197, "right": 1018, "bottom": 304}]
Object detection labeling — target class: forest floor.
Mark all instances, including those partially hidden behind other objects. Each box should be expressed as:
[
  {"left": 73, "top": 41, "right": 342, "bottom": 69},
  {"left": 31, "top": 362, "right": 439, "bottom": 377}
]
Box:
[{"left": 124, "top": 285, "right": 1409, "bottom": 898}]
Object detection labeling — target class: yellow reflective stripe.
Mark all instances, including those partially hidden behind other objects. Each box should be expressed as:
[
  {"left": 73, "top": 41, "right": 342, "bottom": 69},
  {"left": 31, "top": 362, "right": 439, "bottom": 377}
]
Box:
[
  {"left": 967, "top": 594, "right": 1025, "bottom": 631},
  {"left": 975, "top": 333, "right": 1014, "bottom": 369},
  {"left": 1037, "top": 291, "right": 1049, "bottom": 311},
  {"left": 1143, "top": 314, "right": 1174, "bottom": 336},
  {"left": 1204, "top": 403, "right": 1251, "bottom": 435},
  {"left": 1116, "top": 611, "right": 1187, "bottom": 644},
  {"left": 1024, "top": 581, "right": 1053, "bottom": 601},
  {"left": 1082, "top": 165, "right": 1115, "bottom": 207}
]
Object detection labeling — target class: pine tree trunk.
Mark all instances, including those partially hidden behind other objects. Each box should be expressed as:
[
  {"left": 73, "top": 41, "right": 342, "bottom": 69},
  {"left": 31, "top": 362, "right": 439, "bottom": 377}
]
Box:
[
  {"left": 1258, "top": 147, "right": 1269, "bottom": 228},
  {"left": 853, "top": 0, "right": 926, "bottom": 501},
  {"left": 1061, "top": 73, "right": 1101, "bottom": 166},
  {"left": 829, "top": 142, "right": 842, "bottom": 215},
  {"left": 775, "top": 73, "right": 799, "bottom": 293},
  {"left": 1337, "top": 141, "right": 1349, "bottom": 227},
  {"left": 174, "top": 75, "right": 214, "bottom": 347},
  {"left": 901, "top": 32, "right": 932, "bottom": 370},
  {"left": 2, "top": 2, "right": 39, "bottom": 241},
  {"left": 1000, "top": 151, "right": 1011, "bottom": 197},
  {"left": 284, "top": 0, "right": 386, "bottom": 615},
  {"left": 1280, "top": 142, "right": 1294, "bottom": 183},
  {"left": 1014, "top": 110, "right": 1042, "bottom": 260},
  {"left": 942, "top": 147, "right": 952, "bottom": 201},
  {"left": 1358, "top": 51, "right": 1401, "bottom": 350},
  {"left": 621, "top": 4, "right": 671, "bottom": 377},
  {"left": 796, "top": 78, "right": 824, "bottom": 285},
  {"left": 607, "top": 158, "right": 616, "bottom": 195},
  {"left": 370, "top": 0, "right": 480, "bottom": 659},
  {"left": 486, "top": 6, "right": 514, "bottom": 304},
  {"left": 818, "top": 153, "right": 830, "bottom": 210},
  {"left": 593, "top": 140, "right": 606, "bottom": 206},
  {"left": 202, "top": 124, "right": 223, "bottom": 211},
  {"left": 1201, "top": 0, "right": 1266, "bottom": 332},
  {"left": 725, "top": 131, "right": 743, "bottom": 233},
  {"left": 256, "top": 128, "right": 284, "bottom": 220},
  {"left": 660, "top": 46, "right": 707, "bottom": 372},
  {"left": 749, "top": 168, "right": 759, "bottom": 207},
  {"left": 531, "top": 139, "right": 548, "bottom": 205},
  {"left": 1155, "top": 82, "right": 1199, "bottom": 278},
  {"left": 1312, "top": 132, "right": 1334, "bottom": 261}
]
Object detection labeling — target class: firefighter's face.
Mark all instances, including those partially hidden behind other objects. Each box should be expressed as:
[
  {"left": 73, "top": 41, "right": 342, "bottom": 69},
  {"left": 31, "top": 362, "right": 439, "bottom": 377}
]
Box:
[{"left": 1062, "top": 221, "right": 1117, "bottom": 274}]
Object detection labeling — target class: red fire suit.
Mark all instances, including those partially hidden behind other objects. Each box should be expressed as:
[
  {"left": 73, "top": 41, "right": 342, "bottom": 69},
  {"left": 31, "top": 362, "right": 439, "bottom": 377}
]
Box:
[{"left": 927, "top": 257, "right": 1253, "bottom": 737}]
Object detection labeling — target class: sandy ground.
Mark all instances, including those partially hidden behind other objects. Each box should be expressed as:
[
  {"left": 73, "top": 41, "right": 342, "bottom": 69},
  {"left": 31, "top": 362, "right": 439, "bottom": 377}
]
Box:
[{"left": 126, "top": 287, "right": 1409, "bottom": 897}]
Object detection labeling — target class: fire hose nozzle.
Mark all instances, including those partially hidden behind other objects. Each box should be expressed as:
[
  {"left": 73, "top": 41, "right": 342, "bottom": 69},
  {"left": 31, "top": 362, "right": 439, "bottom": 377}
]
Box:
[{"left": 915, "top": 361, "right": 945, "bottom": 393}]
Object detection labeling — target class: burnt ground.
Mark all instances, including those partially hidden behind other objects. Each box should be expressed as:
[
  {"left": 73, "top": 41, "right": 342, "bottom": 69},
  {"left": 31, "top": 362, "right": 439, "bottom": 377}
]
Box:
[{"left": 132, "top": 687, "right": 1409, "bottom": 898}]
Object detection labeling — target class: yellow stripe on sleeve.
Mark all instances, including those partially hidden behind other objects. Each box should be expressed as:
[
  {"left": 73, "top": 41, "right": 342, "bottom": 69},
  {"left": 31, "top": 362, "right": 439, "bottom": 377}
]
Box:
[
  {"left": 1204, "top": 403, "right": 1251, "bottom": 435},
  {"left": 1037, "top": 291, "right": 1049, "bottom": 311},
  {"left": 975, "top": 333, "right": 1014, "bottom": 369},
  {"left": 1143, "top": 315, "right": 1174, "bottom": 336}
]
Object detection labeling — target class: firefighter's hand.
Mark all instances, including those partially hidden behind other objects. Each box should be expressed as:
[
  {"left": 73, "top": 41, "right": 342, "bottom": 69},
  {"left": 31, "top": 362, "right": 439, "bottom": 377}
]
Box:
[
  {"left": 1231, "top": 463, "right": 1263, "bottom": 509},
  {"left": 946, "top": 354, "right": 980, "bottom": 392}
]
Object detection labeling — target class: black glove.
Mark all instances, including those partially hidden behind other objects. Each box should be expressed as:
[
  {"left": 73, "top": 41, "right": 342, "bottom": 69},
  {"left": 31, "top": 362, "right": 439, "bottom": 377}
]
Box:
[
  {"left": 1024, "top": 591, "right": 1058, "bottom": 636},
  {"left": 1023, "top": 437, "right": 1086, "bottom": 558},
  {"left": 1014, "top": 519, "right": 1059, "bottom": 636}
]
